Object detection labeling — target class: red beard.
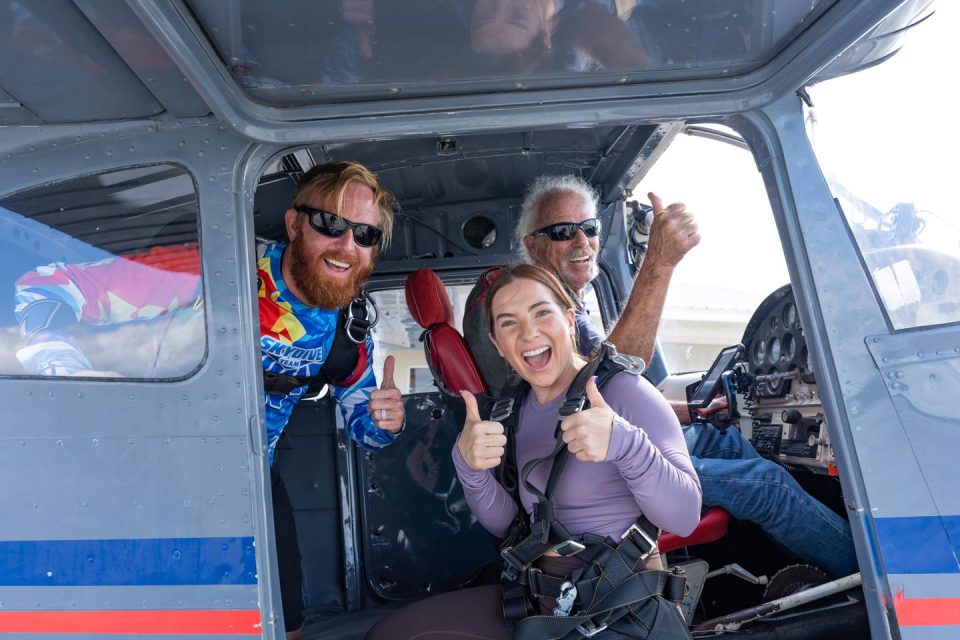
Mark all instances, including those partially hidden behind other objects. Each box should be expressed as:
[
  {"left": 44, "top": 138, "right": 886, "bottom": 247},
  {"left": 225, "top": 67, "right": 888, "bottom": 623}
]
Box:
[{"left": 286, "top": 237, "right": 373, "bottom": 310}]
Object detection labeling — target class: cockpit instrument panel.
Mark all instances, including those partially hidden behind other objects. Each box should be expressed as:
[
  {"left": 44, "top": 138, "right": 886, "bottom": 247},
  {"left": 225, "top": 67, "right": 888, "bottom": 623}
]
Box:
[{"left": 739, "top": 286, "right": 834, "bottom": 473}]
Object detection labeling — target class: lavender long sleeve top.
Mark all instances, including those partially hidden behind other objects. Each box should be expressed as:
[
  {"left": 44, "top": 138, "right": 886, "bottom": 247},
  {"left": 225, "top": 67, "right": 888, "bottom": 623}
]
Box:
[{"left": 453, "top": 370, "right": 702, "bottom": 539}]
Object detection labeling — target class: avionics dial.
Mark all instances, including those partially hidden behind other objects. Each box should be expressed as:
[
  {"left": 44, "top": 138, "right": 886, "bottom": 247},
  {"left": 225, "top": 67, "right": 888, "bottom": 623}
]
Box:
[
  {"left": 782, "top": 334, "right": 796, "bottom": 362},
  {"left": 783, "top": 302, "right": 797, "bottom": 327},
  {"left": 768, "top": 337, "right": 781, "bottom": 364},
  {"left": 755, "top": 340, "right": 766, "bottom": 366}
]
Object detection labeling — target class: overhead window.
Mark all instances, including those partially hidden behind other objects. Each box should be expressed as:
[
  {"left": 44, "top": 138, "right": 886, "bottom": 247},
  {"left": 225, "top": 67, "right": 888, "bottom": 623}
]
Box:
[
  {"left": 186, "top": 0, "right": 832, "bottom": 106},
  {"left": 0, "top": 165, "right": 205, "bottom": 379}
]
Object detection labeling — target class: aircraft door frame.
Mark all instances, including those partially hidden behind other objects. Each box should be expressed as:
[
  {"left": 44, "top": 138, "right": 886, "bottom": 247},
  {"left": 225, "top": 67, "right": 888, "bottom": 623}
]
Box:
[
  {"left": 0, "top": 119, "right": 280, "bottom": 638},
  {"left": 731, "top": 94, "right": 960, "bottom": 639}
]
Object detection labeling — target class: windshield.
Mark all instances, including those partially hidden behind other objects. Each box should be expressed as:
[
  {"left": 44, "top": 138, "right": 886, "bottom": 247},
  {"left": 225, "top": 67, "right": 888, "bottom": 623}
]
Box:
[
  {"left": 186, "top": 0, "right": 832, "bottom": 106},
  {"left": 808, "top": 4, "right": 960, "bottom": 330}
]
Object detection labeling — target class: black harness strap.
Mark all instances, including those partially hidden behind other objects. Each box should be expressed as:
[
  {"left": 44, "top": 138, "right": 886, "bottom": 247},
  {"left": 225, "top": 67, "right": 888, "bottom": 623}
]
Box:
[
  {"left": 492, "top": 343, "right": 688, "bottom": 639},
  {"left": 501, "top": 358, "right": 606, "bottom": 573},
  {"left": 262, "top": 292, "right": 377, "bottom": 399}
]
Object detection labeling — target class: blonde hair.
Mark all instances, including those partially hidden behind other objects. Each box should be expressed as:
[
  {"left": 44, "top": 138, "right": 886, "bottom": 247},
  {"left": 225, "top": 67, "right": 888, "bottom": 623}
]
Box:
[{"left": 292, "top": 161, "right": 396, "bottom": 248}]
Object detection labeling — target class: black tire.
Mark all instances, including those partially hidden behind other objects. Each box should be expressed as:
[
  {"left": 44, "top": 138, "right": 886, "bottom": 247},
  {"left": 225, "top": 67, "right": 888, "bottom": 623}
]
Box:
[{"left": 762, "top": 564, "right": 830, "bottom": 602}]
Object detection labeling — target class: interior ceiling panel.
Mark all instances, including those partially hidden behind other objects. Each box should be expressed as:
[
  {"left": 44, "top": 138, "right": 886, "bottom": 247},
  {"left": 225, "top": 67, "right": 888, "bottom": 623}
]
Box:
[
  {"left": 316, "top": 125, "right": 657, "bottom": 208},
  {"left": 0, "top": 0, "right": 162, "bottom": 123},
  {"left": 0, "top": 85, "right": 41, "bottom": 125},
  {"left": 73, "top": 0, "right": 211, "bottom": 118}
]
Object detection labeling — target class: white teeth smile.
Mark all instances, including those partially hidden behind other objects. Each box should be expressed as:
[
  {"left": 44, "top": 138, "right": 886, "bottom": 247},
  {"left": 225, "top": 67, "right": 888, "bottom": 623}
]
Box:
[
  {"left": 326, "top": 258, "right": 350, "bottom": 269},
  {"left": 570, "top": 257, "right": 591, "bottom": 263},
  {"left": 523, "top": 346, "right": 550, "bottom": 357}
]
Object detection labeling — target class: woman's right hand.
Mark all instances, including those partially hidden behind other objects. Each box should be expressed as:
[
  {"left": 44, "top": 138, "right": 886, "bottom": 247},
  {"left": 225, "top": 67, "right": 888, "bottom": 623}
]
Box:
[{"left": 458, "top": 391, "right": 507, "bottom": 471}]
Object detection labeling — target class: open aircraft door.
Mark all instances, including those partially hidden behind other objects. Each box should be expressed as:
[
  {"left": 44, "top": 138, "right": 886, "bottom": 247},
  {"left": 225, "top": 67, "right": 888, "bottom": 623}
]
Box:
[
  {"left": 725, "top": 89, "right": 960, "bottom": 638},
  {"left": 0, "top": 8, "right": 281, "bottom": 628},
  {"left": 1, "top": 0, "right": 955, "bottom": 638}
]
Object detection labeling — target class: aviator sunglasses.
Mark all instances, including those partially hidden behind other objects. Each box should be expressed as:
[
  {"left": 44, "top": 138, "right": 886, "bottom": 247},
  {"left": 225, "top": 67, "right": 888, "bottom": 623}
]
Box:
[
  {"left": 530, "top": 217, "right": 602, "bottom": 242},
  {"left": 296, "top": 206, "right": 384, "bottom": 248}
]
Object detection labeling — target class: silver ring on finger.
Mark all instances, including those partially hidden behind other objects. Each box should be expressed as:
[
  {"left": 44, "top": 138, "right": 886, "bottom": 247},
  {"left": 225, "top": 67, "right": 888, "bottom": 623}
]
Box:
[{"left": 380, "top": 408, "right": 387, "bottom": 422}]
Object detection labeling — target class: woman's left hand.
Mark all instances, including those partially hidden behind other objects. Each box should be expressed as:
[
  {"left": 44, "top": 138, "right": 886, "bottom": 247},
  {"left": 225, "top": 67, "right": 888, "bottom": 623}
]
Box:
[{"left": 560, "top": 377, "right": 615, "bottom": 462}]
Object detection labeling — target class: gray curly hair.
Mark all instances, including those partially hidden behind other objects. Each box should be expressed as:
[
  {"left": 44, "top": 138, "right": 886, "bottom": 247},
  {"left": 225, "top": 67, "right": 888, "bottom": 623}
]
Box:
[{"left": 515, "top": 175, "right": 599, "bottom": 260}]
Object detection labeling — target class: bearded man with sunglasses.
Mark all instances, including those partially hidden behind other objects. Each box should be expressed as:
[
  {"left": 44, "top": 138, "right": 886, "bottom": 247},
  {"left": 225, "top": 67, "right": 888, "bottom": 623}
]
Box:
[
  {"left": 463, "top": 174, "right": 858, "bottom": 580},
  {"left": 257, "top": 160, "right": 405, "bottom": 639}
]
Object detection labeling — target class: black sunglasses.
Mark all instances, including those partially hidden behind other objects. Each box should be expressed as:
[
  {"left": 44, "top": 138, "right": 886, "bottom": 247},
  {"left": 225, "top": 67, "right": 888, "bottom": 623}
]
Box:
[
  {"left": 296, "top": 206, "right": 384, "bottom": 248},
  {"left": 530, "top": 218, "right": 602, "bottom": 242}
]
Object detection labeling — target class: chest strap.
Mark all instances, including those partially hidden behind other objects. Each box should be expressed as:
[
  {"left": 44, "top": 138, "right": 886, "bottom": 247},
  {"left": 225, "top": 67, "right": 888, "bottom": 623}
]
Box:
[
  {"left": 262, "top": 292, "right": 377, "bottom": 399},
  {"left": 494, "top": 343, "right": 685, "bottom": 636}
]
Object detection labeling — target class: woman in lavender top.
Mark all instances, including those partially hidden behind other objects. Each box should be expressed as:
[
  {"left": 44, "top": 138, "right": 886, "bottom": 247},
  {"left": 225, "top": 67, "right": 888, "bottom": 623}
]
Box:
[{"left": 368, "top": 264, "right": 701, "bottom": 640}]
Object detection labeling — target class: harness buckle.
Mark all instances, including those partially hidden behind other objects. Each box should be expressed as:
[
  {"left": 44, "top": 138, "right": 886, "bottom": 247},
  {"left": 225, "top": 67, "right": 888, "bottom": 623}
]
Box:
[
  {"left": 489, "top": 396, "right": 515, "bottom": 423},
  {"left": 344, "top": 292, "right": 378, "bottom": 344},
  {"left": 550, "top": 539, "right": 586, "bottom": 557},
  {"left": 500, "top": 546, "right": 526, "bottom": 573},
  {"left": 576, "top": 620, "right": 609, "bottom": 637},
  {"left": 559, "top": 396, "right": 586, "bottom": 417},
  {"left": 621, "top": 522, "right": 658, "bottom": 558},
  {"left": 554, "top": 581, "right": 577, "bottom": 617}
]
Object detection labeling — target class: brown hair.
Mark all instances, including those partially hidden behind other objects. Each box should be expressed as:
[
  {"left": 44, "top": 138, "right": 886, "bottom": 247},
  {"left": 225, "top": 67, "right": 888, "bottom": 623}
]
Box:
[
  {"left": 292, "top": 160, "right": 396, "bottom": 248},
  {"left": 484, "top": 263, "right": 578, "bottom": 347}
]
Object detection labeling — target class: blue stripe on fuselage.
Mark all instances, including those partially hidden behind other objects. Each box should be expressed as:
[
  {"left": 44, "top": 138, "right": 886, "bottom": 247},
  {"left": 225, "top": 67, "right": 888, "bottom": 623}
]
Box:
[
  {"left": 875, "top": 515, "right": 960, "bottom": 574},
  {"left": 0, "top": 537, "right": 257, "bottom": 586}
]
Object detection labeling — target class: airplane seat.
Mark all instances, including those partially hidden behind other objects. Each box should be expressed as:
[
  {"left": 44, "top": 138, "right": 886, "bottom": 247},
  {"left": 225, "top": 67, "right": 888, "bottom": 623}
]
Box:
[
  {"left": 404, "top": 270, "right": 730, "bottom": 554},
  {"left": 658, "top": 506, "right": 731, "bottom": 553},
  {"left": 404, "top": 268, "right": 487, "bottom": 396}
]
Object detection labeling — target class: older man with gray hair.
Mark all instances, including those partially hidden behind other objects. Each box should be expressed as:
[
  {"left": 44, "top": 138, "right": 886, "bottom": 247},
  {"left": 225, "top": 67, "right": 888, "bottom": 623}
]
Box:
[
  {"left": 465, "top": 174, "right": 698, "bottom": 396},
  {"left": 463, "top": 174, "right": 859, "bottom": 579}
]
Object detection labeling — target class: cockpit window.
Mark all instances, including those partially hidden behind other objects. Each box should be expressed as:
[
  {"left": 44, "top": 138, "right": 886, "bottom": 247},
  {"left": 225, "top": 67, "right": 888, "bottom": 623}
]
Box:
[
  {"left": 0, "top": 165, "right": 206, "bottom": 379},
  {"left": 636, "top": 125, "right": 788, "bottom": 373},
  {"left": 185, "top": 0, "right": 833, "bottom": 107},
  {"left": 808, "top": 6, "right": 960, "bottom": 331}
]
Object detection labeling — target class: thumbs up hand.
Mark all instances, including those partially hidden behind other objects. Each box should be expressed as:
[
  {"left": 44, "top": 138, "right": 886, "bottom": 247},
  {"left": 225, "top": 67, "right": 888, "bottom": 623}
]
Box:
[
  {"left": 560, "top": 377, "right": 615, "bottom": 462},
  {"left": 457, "top": 390, "right": 507, "bottom": 471},
  {"left": 645, "top": 192, "right": 700, "bottom": 270},
  {"left": 369, "top": 355, "right": 405, "bottom": 433}
]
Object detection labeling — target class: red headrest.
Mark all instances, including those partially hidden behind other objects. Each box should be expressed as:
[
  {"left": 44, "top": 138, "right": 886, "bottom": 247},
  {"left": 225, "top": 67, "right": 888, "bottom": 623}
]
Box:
[
  {"left": 429, "top": 324, "right": 487, "bottom": 395},
  {"left": 405, "top": 269, "right": 454, "bottom": 328}
]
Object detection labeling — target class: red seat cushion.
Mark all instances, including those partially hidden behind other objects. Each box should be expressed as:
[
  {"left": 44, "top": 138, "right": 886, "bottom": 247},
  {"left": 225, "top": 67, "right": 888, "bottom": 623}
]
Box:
[
  {"left": 658, "top": 507, "right": 730, "bottom": 553},
  {"left": 429, "top": 324, "right": 486, "bottom": 395},
  {"left": 404, "top": 269, "right": 487, "bottom": 396},
  {"left": 405, "top": 268, "right": 453, "bottom": 328}
]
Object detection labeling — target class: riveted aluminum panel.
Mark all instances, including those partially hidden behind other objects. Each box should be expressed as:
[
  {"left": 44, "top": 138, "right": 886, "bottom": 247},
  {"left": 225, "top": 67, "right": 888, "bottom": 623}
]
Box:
[
  {"left": 865, "top": 327, "right": 960, "bottom": 516},
  {"left": 0, "top": 118, "right": 281, "bottom": 637}
]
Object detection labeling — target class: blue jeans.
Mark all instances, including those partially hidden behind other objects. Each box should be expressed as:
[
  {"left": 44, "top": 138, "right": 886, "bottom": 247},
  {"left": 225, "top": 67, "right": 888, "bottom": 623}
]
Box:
[{"left": 684, "top": 424, "right": 858, "bottom": 578}]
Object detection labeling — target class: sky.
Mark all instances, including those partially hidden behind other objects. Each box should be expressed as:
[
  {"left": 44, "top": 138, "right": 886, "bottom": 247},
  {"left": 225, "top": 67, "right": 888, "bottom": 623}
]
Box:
[{"left": 637, "top": 1, "right": 958, "bottom": 310}]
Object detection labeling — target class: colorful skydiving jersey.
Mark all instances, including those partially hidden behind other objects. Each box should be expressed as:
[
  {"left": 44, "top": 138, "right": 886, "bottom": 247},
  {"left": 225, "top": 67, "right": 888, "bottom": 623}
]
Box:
[
  {"left": 257, "top": 239, "right": 395, "bottom": 461},
  {"left": 13, "top": 240, "right": 395, "bottom": 462}
]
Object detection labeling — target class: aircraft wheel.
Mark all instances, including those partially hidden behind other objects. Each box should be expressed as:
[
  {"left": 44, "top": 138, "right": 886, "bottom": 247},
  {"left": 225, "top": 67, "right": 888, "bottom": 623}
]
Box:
[{"left": 762, "top": 564, "right": 830, "bottom": 602}]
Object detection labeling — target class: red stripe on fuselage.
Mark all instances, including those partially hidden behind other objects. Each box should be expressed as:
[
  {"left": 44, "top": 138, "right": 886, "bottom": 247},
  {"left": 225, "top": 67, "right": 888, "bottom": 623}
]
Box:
[
  {"left": 895, "top": 592, "right": 960, "bottom": 626},
  {"left": 0, "top": 610, "right": 261, "bottom": 635}
]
